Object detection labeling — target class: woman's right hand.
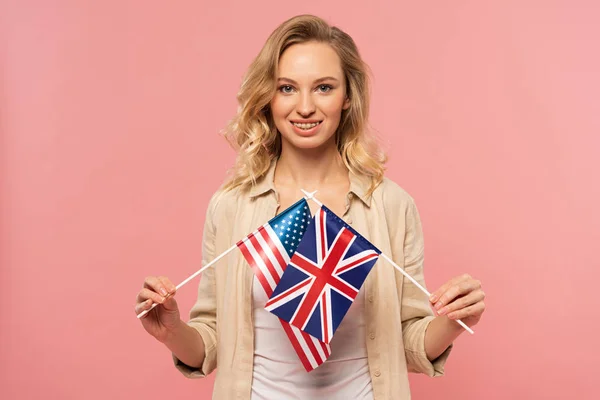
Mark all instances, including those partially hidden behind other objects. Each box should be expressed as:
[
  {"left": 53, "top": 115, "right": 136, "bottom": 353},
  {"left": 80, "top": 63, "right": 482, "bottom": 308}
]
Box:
[{"left": 135, "top": 276, "right": 181, "bottom": 343}]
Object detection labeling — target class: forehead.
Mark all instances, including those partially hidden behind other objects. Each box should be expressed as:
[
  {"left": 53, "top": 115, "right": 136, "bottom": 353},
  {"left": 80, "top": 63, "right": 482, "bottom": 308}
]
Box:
[{"left": 277, "top": 41, "right": 344, "bottom": 81}]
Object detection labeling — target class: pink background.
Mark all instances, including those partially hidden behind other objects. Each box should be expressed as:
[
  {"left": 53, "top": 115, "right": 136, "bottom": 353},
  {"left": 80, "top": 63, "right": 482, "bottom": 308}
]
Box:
[{"left": 1, "top": 1, "right": 598, "bottom": 399}]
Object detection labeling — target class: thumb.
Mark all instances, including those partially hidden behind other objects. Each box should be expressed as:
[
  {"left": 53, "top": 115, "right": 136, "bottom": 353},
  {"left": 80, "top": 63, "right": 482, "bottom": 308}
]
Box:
[{"left": 161, "top": 294, "right": 179, "bottom": 312}]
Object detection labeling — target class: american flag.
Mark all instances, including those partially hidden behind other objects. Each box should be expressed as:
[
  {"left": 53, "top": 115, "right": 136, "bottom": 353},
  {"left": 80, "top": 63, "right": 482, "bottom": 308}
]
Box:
[
  {"left": 265, "top": 205, "right": 381, "bottom": 344},
  {"left": 236, "top": 198, "right": 331, "bottom": 371}
]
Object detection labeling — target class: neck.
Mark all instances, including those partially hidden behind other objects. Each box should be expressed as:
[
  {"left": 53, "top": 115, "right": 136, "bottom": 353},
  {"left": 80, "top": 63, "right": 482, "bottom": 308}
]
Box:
[{"left": 275, "top": 141, "right": 348, "bottom": 190}]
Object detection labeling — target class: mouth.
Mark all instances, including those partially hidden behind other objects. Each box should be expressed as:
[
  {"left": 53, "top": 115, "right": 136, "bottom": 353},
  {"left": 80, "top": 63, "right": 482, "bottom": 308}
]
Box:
[
  {"left": 290, "top": 121, "right": 322, "bottom": 130},
  {"left": 289, "top": 120, "right": 323, "bottom": 137}
]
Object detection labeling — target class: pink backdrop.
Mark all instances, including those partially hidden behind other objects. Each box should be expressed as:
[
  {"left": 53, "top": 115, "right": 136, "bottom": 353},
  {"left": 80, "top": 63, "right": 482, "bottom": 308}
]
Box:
[{"left": 1, "top": 1, "right": 597, "bottom": 399}]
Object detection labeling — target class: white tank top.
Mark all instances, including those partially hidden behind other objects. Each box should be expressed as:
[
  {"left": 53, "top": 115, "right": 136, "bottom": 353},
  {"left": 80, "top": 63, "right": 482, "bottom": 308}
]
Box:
[{"left": 251, "top": 275, "right": 374, "bottom": 400}]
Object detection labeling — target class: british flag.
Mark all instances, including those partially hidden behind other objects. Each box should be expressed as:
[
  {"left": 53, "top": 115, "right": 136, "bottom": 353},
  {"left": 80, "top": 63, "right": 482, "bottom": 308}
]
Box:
[
  {"left": 236, "top": 198, "right": 331, "bottom": 371},
  {"left": 265, "top": 205, "right": 381, "bottom": 344}
]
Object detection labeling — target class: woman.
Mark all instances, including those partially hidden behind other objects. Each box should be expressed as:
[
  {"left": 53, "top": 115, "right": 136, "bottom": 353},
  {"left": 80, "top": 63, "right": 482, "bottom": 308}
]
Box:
[{"left": 134, "top": 14, "right": 485, "bottom": 399}]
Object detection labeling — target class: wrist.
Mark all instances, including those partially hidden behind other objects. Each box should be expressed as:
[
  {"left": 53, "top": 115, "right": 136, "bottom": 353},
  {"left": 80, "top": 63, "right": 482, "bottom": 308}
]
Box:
[
  {"left": 438, "top": 315, "right": 465, "bottom": 336},
  {"left": 161, "top": 319, "right": 188, "bottom": 345}
]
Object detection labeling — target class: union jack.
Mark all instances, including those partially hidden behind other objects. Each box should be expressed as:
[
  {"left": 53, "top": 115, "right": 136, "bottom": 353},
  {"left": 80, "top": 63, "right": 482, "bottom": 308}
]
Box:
[
  {"left": 236, "top": 198, "right": 331, "bottom": 371},
  {"left": 266, "top": 205, "right": 381, "bottom": 344}
]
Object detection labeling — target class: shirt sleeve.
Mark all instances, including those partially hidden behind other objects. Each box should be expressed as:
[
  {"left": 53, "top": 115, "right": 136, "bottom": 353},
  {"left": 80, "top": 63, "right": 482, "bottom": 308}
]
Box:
[
  {"left": 172, "top": 192, "right": 219, "bottom": 378},
  {"left": 390, "top": 192, "right": 452, "bottom": 377}
]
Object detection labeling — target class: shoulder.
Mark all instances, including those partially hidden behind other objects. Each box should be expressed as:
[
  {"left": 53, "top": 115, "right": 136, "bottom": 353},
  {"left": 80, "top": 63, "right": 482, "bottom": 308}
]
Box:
[
  {"left": 205, "top": 185, "right": 249, "bottom": 224},
  {"left": 374, "top": 176, "right": 417, "bottom": 213}
]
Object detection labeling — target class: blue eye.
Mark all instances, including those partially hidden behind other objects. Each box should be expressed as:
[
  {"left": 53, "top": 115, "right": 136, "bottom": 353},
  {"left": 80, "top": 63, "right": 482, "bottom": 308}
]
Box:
[
  {"left": 279, "top": 85, "right": 294, "bottom": 94},
  {"left": 318, "top": 84, "right": 333, "bottom": 93}
]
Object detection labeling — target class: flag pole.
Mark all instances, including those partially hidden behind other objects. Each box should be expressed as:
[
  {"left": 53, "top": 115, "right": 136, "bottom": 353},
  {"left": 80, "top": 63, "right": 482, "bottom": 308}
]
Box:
[
  {"left": 137, "top": 193, "right": 320, "bottom": 320},
  {"left": 136, "top": 244, "right": 237, "bottom": 319},
  {"left": 301, "top": 189, "right": 474, "bottom": 335}
]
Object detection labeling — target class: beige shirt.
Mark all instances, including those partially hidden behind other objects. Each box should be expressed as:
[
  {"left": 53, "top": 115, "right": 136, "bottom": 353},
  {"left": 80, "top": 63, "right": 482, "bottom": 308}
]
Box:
[{"left": 173, "top": 161, "right": 452, "bottom": 399}]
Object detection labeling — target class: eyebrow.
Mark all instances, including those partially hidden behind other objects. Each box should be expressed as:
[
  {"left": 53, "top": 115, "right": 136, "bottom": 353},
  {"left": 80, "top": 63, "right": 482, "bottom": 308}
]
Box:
[{"left": 277, "top": 76, "right": 340, "bottom": 84}]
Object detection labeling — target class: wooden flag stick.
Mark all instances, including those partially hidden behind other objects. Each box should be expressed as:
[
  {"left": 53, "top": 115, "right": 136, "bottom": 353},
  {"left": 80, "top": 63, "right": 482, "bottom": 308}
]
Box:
[{"left": 301, "top": 189, "right": 474, "bottom": 335}]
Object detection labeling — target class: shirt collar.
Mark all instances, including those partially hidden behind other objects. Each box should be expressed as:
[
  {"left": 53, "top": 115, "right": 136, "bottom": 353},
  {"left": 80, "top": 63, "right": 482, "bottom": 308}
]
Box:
[{"left": 249, "top": 158, "right": 372, "bottom": 207}]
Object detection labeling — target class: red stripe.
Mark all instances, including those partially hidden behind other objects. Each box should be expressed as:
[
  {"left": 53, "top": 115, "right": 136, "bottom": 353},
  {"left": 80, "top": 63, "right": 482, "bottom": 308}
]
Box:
[
  {"left": 321, "top": 291, "right": 329, "bottom": 343},
  {"left": 237, "top": 240, "right": 273, "bottom": 296},
  {"left": 335, "top": 253, "right": 379, "bottom": 275},
  {"left": 302, "top": 330, "right": 325, "bottom": 367},
  {"left": 320, "top": 340, "right": 330, "bottom": 358},
  {"left": 248, "top": 233, "right": 279, "bottom": 288},
  {"left": 280, "top": 321, "right": 314, "bottom": 372},
  {"left": 258, "top": 227, "right": 287, "bottom": 274},
  {"left": 291, "top": 253, "right": 322, "bottom": 276},
  {"left": 265, "top": 278, "right": 311, "bottom": 308},
  {"left": 327, "top": 276, "right": 359, "bottom": 299}
]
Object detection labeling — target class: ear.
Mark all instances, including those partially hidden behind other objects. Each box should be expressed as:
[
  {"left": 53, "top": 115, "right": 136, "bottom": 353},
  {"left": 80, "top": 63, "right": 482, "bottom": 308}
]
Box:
[{"left": 342, "top": 96, "right": 351, "bottom": 110}]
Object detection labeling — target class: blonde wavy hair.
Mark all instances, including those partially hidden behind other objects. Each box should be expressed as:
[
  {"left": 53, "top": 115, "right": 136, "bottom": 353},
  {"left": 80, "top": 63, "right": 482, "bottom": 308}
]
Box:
[{"left": 221, "top": 14, "right": 387, "bottom": 196}]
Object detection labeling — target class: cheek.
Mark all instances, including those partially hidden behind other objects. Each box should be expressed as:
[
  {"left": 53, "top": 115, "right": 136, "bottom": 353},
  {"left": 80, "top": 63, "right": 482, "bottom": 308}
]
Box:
[
  {"left": 270, "top": 96, "right": 292, "bottom": 119},
  {"left": 319, "top": 96, "right": 346, "bottom": 117}
]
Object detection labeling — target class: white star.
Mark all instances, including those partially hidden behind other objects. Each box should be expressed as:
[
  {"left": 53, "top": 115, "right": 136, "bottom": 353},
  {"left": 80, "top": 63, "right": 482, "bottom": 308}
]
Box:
[
  {"left": 301, "top": 225, "right": 304, "bottom": 229},
  {"left": 293, "top": 230, "right": 297, "bottom": 233},
  {"left": 285, "top": 240, "right": 288, "bottom": 244},
  {"left": 294, "top": 223, "right": 298, "bottom": 227},
  {"left": 286, "top": 234, "right": 289, "bottom": 237}
]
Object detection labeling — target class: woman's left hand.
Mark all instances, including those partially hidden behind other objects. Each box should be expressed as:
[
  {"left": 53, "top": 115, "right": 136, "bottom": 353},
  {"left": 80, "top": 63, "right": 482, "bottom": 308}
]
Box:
[{"left": 429, "top": 274, "right": 486, "bottom": 328}]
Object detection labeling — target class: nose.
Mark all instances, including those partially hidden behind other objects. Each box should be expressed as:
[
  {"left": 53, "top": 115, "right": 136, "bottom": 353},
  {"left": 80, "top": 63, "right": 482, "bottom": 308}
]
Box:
[{"left": 296, "top": 91, "right": 316, "bottom": 117}]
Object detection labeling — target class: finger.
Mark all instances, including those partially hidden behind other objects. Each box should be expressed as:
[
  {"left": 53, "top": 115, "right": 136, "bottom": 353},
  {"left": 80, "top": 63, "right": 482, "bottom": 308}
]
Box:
[
  {"left": 134, "top": 299, "right": 152, "bottom": 315},
  {"left": 136, "top": 288, "right": 166, "bottom": 305},
  {"left": 429, "top": 274, "right": 471, "bottom": 303},
  {"left": 438, "top": 289, "right": 485, "bottom": 316},
  {"left": 447, "top": 301, "right": 485, "bottom": 320},
  {"left": 161, "top": 294, "right": 179, "bottom": 312},
  {"left": 157, "top": 276, "right": 177, "bottom": 296},
  {"left": 433, "top": 278, "right": 481, "bottom": 310},
  {"left": 144, "top": 276, "right": 170, "bottom": 297}
]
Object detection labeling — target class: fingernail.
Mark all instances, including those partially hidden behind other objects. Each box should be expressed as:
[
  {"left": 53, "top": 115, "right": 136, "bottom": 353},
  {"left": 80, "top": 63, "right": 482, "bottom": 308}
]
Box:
[
  {"left": 438, "top": 307, "right": 447, "bottom": 315},
  {"left": 435, "top": 302, "right": 443, "bottom": 310},
  {"left": 429, "top": 294, "right": 437, "bottom": 302},
  {"left": 160, "top": 287, "right": 168, "bottom": 296}
]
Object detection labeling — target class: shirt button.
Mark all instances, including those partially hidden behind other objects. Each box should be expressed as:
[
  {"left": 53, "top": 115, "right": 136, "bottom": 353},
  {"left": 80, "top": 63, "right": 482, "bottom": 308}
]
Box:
[
  {"left": 374, "top": 368, "right": 381, "bottom": 377},
  {"left": 369, "top": 332, "right": 375, "bottom": 340},
  {"left": 368, "top": 295, "right": 374, "bottom": 303},
  {"left": 347, "top": 218, "right": 353, "bottom": 225}
]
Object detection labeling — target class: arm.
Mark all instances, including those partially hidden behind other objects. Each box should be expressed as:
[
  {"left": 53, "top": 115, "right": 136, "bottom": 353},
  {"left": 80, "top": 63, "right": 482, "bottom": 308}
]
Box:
[
  {"left": 390, "top": 194, "right": 453, "bottom": 376},
  {"left": 171, "top": 192, "right": 220, "bottom": 377}
]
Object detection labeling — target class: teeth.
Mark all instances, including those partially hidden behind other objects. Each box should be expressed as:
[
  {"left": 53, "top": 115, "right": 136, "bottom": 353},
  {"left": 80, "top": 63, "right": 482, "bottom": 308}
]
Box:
[{"left": 292, "top": 122, "right": 319, "bottom": 129}]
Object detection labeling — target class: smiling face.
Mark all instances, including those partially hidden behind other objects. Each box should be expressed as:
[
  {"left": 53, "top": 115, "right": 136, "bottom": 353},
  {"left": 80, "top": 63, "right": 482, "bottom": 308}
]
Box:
[{"left": 269, "top": 41, "right": 351, "bottom": 152}]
